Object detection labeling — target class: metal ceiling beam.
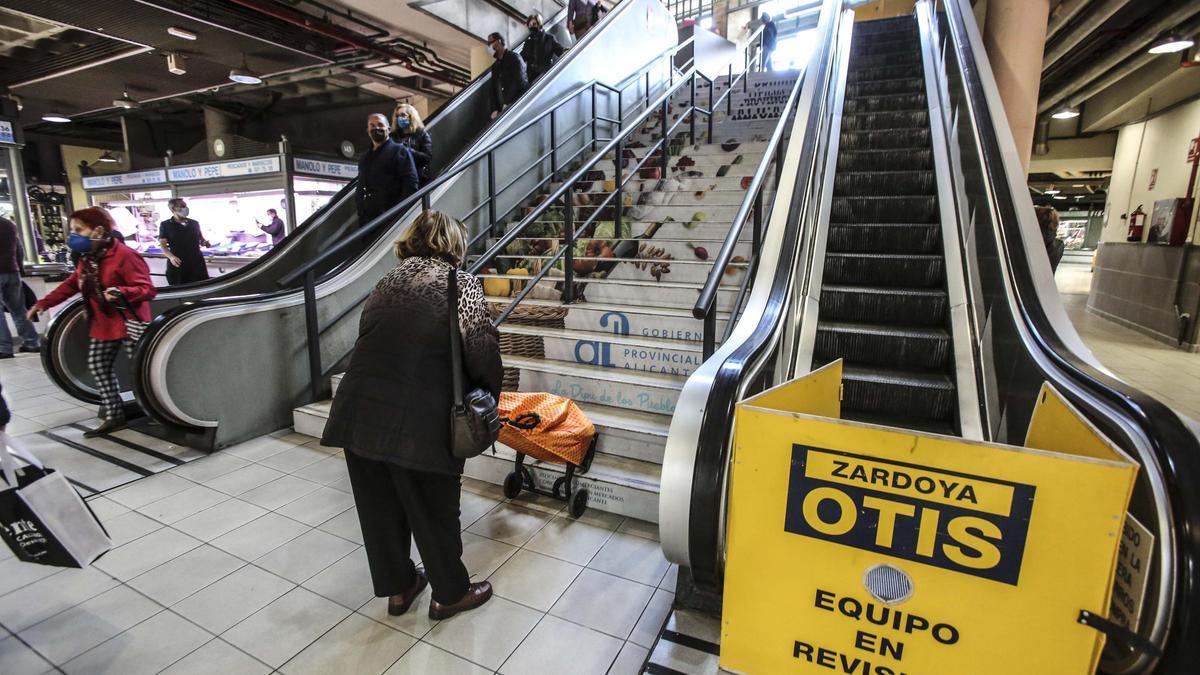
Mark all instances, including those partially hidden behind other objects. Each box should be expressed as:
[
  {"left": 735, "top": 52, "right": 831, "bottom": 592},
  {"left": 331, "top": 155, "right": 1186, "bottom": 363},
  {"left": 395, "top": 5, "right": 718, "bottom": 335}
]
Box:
[
  {"left": 1038, "top": 2, "right": 1200, "bottom": 113},
  {"left": 1042, "top": 0, "right": 1129, "bottom": 72},
  {"left": 1046, "top": 0, "right": 1094, "bottom": 42}
]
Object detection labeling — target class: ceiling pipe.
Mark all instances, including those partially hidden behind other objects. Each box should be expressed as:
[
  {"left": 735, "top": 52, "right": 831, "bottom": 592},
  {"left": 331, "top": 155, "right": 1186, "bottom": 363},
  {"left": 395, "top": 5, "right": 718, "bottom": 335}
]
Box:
[
  {"left": 224, "top": 0, "right": 465, "bottom": 87},
  {"left": 1042, "top": 0, "right": 1129, "bottom": 72},
  {"left": 1038, "top": 3, "right": 1200, "bottom": 113},
  {"left": 1046, "top": 0, "right": 1095, "bottom": 42}
]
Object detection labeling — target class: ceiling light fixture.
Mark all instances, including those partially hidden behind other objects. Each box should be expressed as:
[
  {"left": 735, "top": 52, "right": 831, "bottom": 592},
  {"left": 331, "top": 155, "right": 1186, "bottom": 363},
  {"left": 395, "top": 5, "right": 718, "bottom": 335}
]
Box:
[
  {"left": 1053, "top": 195, "right": 1067, "bottom": 200},
  {"left": 113, "top": 90, "right": 140, "bottom": 109},
  {"left": 97, "top": 150, "right": 119, "bottom": 163},
  {"left": 41, "top": 112, "right": 70, "bottom": 123},
  {"left": 1044, "top": 185, "right": 1060, "bottom": 194},
  {"left": 166, "top": 52, "right": 187, "bottom": 75},
  {"left": 167, "top": 26, "right": 197, "bottom": 40},
  {"left": 1051, "top": 107, "right": 1080, "bottom": 120},
  {"left": 1148, "top": 35, "right": 1195, "bottom": 55},
  {"left": 229, "top": 54, "right": 262, "bottom": 85}
]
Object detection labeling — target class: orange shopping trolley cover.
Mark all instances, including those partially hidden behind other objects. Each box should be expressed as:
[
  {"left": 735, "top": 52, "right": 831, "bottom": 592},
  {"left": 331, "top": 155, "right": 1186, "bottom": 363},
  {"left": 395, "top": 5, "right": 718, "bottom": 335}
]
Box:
[{"left": 497, "top": 392, "right": 595, "bottom": 466}]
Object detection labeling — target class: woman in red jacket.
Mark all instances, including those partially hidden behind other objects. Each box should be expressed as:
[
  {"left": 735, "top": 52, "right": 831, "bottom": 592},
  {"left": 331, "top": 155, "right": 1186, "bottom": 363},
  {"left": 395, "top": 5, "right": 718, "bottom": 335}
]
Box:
[{"left": 28, "top": 208, "right": 156, "bottom": 436}]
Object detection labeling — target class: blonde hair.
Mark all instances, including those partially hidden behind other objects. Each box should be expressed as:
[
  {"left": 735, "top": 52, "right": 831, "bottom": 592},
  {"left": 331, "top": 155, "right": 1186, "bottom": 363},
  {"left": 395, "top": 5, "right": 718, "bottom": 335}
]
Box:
[
  {"left": 394, "top": 210, "right": 466, "bottom": 264},
  {"left": 393, "top": 102, "right": 425, "bottom": 133}
]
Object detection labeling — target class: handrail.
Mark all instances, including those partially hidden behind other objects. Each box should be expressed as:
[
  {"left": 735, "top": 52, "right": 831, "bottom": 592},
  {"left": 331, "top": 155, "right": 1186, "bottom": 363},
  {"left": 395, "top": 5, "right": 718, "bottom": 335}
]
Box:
[
  {"left": 940, "top": 0, "right": 1200, "bottom": 670},
  {"left": 277, "top": 39, "right": 695, "bottom": 289}
]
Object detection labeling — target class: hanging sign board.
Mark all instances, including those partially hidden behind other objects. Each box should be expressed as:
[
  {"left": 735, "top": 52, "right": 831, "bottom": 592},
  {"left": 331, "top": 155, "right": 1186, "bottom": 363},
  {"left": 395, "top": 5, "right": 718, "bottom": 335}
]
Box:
[
  {"left": 293, "top": 157, "right": 357, "bottom": 179},
  {"left": 167, "top": 156, "right": 281, "bottom": 182},
  {"left": 0, "top": 120, "right": 15, "bottom": 146},
  {"left": 722, "top": 361, "right": 1139, "bottom": 675},
  {"left": 82, "top": 169, "right": 168, "bottom": 190}
]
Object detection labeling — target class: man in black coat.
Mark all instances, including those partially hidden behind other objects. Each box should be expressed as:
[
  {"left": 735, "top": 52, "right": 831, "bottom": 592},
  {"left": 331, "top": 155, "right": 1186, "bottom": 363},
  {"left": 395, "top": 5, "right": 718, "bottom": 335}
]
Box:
[
  {"left": 357, "top": 114, "right": 420, "bottom": 225},
  {"left": 761, "top": 12, "right": 778, "bottom": 71},
  {"left": 487, "top": 32, "right": 529, "bottom": 119},
  {"left": 522, "top": 13, "right": 565, "bottom": 82}
]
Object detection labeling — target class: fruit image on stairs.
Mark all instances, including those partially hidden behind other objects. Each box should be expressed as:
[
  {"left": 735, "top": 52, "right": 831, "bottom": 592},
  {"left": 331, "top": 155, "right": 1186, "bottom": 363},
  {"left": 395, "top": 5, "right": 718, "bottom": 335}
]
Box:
[
  {"left": 293, "top": 69, "right": 801, "bottom": 523},
  {"left": 812, "top": 16, "right": 959, "bottom": 436}
]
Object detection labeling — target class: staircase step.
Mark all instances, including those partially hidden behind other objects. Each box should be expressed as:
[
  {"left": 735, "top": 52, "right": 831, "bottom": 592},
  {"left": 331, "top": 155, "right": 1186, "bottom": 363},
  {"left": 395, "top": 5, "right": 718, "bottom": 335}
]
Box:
[
  {"left": 837, "top": 148, "right": 932, "bottom": 172},
  {"left": 843, "top": 92, "right": 927, "bottom": 114},
  {"left": 840, "top": 364, "right": 955, "bottom": 423},
  {"left": 500, "top": 324, "right": 705, "bottom": 377},
  {"left": 833, "top": 170, "right": 935, "bottom": 196},
  {"left": 479, "top": 273, "right": 742, "bottom": 310},
  {"left": 545, "top": 203, "right": 745, "bottom": 222},
  {"left": 493, "top": 255, "right": 746, "bottom": 285},
  {"left": 486, "top": 296, "right": 730, "bottom": 343},
  {"left": 823, "top": 252, "right": 944, "bottom": 287},
  {"left": 830, "top": 195, "right": 938, "bottom": 223},
  {"left": 838, "top": 128, "right": 930, "bottom": 151},
  {"left": 815, "top": 321, "right": 951, "bottom": 370},
  {"left": 464, "top": 444, "right": 662, "bottom": 522},
  {"left": 570, "top": 175, "right": 763, "bottom": 194},
  {"left": 620, "top": 140, "right": 768, "bottom": 158},
  {"left": 826, "top": 222, "right": 941, "bottom": 254},
  {"left": 511, "top": 219, "right": 754, "bottom": 242},
  {"left": 820, "top": 285, "right": 948, "bottom": 327},
  {"left": 498, "top": 238, "right": 750, "bottom": 261},
  {"left": 838, "top": 110, "right": 929, "bottom": 132},
  {"left": 502, "top": 355, "right": 685, "bottom": 416}
]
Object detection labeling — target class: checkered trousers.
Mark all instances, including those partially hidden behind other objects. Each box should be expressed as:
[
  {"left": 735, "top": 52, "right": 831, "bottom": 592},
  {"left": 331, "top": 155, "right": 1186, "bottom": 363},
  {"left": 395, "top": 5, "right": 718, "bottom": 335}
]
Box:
[{"left": 88, "top": 338, "right": 134, "bottom": 422}]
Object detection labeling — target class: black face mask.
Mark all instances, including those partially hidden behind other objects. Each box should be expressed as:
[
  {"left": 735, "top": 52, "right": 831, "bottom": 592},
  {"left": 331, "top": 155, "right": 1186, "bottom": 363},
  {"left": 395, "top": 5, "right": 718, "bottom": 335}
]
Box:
[
  {"left": 369, "top": 129, "right": 388, "bottom": 143},
  {"left": 528, "top": 24, "right": 541, "bottom": 33}
]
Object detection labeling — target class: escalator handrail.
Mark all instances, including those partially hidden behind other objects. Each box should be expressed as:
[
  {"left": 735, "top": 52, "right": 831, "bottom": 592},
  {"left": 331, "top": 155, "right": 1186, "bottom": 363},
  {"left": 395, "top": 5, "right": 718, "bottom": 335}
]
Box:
[
  {"left": 670, "top": 0, "right": 848, "bottom": 585},
  {"left": 276, "top": 38, "right": 697, "bottom": 290},
  {"left": 941, "top": 0, "right": 1200, "bottom": 670}
]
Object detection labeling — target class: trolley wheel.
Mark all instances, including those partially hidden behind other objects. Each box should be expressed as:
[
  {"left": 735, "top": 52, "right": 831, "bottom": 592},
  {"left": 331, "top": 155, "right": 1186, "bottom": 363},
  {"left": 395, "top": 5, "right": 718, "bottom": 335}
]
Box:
[
  {"left": 503, "top": 471, "right": 523, "bottom": 499},
  {"left": 568, "top": 486, "right": 589, "bottom": 519}
]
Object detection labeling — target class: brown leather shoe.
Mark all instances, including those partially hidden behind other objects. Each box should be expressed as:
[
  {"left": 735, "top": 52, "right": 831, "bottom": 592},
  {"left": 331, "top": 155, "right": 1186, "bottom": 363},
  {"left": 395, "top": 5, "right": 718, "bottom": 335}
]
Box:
[
  {"left": 388, "top": 572, "right": 429, "bottom": 616},
  {"left": 428, "top": 581, "right": 493, "bottom": 620}
]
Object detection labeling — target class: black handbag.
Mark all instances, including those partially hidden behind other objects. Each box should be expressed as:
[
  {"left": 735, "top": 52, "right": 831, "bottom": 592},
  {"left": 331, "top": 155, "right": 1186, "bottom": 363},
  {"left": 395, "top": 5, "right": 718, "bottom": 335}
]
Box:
[
  {"left": 110, "top": 294, "right": 148, "bottom": 342},
  {"left": 447, "top": 268, "right": 500, "bottom": 459}
]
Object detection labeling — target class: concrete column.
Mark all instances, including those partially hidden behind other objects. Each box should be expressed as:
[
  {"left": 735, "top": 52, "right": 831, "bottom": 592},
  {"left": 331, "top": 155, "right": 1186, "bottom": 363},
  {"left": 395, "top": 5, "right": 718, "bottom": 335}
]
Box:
[{"left": 983, "top": 0, "right": 1050, "bottom": 173}]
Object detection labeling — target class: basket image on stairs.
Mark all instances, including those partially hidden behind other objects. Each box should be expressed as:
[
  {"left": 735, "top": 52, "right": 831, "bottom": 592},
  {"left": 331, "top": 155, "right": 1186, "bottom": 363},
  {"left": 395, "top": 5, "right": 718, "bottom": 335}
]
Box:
[{"left": 489, "top": 302, "right": 569, "bottom": 391}]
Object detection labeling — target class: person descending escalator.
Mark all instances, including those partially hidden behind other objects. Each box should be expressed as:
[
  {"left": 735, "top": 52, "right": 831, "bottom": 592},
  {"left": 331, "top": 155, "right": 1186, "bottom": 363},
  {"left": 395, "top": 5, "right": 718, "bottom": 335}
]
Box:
[
  {"left": 28, "top": 208, "right": 155, "bottom": 437},
  {"left": 523, "top": 13, "right": 565, "bottom": 82},
  {"left": 391, "top": 103, "right": 434, "bottom": 187},
  {"left": 568, "top": 0, "right": 604, "bottom": 41},
  {"left": 159, "top": 198, "right": 210, "bottom": 285},
  {"left": 487, "top": 32, "right": 529, "bottom": 120},
  {"left": 357, "top": 114, "right": 420, "bottom": 226}
]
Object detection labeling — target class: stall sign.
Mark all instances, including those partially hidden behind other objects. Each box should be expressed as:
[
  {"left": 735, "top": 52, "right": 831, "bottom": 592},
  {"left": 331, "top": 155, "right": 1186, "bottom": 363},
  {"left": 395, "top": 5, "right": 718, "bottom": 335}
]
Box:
[
  {"left": 722, "top": 361, "right": 1138, "bottom": 675},
  {"left": 294, "top": 157, "right": 357, "bottom": 179},
  {"left": 82, "top": 169, "right": 168, "bottom": 190},
  {"left": 168, "top": 157, "right": 281, "bottom": 182},
  {"left": 0, "top": 120, "right": 14, "bottom": 145}
]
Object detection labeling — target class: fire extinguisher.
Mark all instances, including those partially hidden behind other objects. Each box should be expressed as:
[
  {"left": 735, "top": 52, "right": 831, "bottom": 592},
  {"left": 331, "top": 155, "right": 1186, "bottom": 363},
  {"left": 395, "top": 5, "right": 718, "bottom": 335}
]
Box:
[{"left": 1127, "top": 204, "right": 1147, "bottom": 242}]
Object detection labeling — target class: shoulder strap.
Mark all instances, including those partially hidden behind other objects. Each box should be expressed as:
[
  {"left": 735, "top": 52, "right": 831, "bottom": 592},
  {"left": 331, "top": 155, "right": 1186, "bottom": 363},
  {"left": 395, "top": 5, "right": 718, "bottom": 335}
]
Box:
[{"left": 448, "top": 267, "right": 465, "bottom": 405}]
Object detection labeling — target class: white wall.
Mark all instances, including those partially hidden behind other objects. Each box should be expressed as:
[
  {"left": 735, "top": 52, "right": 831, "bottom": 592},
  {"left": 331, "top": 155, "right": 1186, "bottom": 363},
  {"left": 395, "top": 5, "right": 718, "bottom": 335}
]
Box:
[{"left": 1103, "top": 98, "right": 1200, "bottom": 243}]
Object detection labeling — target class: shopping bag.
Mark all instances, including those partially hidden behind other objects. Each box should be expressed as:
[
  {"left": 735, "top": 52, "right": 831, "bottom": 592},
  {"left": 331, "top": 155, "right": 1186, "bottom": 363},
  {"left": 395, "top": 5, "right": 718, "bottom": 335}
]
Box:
[
  {"left": 497, "top": 392, "right": 595, "bottom": 465},
  {"left": 0, "top": 433, "right": 111, "bottom": 567}
]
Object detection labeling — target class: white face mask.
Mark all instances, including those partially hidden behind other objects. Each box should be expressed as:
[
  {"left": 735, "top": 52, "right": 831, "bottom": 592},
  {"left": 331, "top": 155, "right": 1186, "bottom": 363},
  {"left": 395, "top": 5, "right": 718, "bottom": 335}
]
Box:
[
  {"left": 177, "top": 207, "right": 190, "bottom": 218},
  {"left": 488, "top": 45, "right": 497, "bottom": 56}
]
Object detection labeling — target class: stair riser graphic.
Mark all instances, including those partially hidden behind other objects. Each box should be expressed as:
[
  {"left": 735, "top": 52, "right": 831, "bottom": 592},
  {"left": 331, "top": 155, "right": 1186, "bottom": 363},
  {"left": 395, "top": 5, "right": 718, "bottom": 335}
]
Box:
[
  {"left": 575, "top": 176, "right": 759, "bottom": 193},
  {"left": 596, "top": 155, "right": 754, "bottom": 172},
  {"left": 513, "top": 367, "right": 680, "bottom": 415},
  {"left": 520, "top": 335, "right": 704, "bottom": 378},
  {"left": 463, "top": 451, "right": 659, "bottom": 522},
  {"left": 490, "top": 259, "right": 743, "bottom": 286},
  {"left": 501, "top": 239, "right": 751, "bottom": 261},
  {"left": 550, "top": 203, "right": 745, "bottom": 221},
  {"left": 591, "top": 161, "right": 758, "bottom": 178},
  {"left": 567, "top": 280, "right": 739, "bottom": 310},
  {"left": 513, "top": 221, "right": 756, "bottom": 241},
  {"left": 593, "top": 427, "right": 666, "bottom": 464}
]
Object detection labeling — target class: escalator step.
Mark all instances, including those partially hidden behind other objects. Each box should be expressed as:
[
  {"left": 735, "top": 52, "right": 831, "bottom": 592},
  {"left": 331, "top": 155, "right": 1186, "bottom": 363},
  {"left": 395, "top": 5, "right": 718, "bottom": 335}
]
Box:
[
  {"left": 853, "top": 17, "right": 915, "bottom": 36},
  {"left": 848, "top": 64, "right": 923, "bottom": 84},
  {"left": 839, "top": 110, "right": 929, "bottom": 132},
  {"left": 839, "top": 128, "right": 931, "bottom": 151},
  {"left": 840, "top": 409, "right": 957, "bottom": 437},
  {"left": 830, "top": 195, "right": 938, "bottom": 223},
  {"left": 815, "top": 321, "right": 951, "bottom": 370},
  {"left": 837, "top": 148, "right": 933, "bottom": 172},
  {"left": 843, "top": 93, "right": 927, "bottom": 114},
  {"left": 850, "top": 36, "right": 918, "bottom": 56},
  {"left": 824, "top": 252, "right": 945, "bottom": 287},
  {"left": 845, "top": 77, "right": 925, "bottom": 99},
  {"left": 834, "top": 171, "right": 936, "bottom": 196},
  {"left": 827, "top": 222, "right": 941, "bottom": 254},
  {"left": 851, "top": 52, "right": 921, "bottom": 71},
  {"left": 821, "top": 285, "right": 948, "bottom": 326},
  {"left": 841, "top": 364, "right": 955, "bottom": 422}
]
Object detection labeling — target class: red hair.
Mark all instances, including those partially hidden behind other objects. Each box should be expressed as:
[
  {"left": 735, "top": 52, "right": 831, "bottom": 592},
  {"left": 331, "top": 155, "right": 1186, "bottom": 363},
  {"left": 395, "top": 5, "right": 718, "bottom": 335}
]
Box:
[{"left": 69, "top": 207, "right": 115, "bottom": 233}]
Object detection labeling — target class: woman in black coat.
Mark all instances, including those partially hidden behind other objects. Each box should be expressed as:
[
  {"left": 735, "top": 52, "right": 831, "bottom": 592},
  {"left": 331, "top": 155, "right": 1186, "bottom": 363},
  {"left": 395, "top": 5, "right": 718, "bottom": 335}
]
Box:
[
  {"left": 391, "top": 103, "right": 434, "bottom": 186},
  {"left": 321, "top": 210, "right": 502, "bottom": 620}
]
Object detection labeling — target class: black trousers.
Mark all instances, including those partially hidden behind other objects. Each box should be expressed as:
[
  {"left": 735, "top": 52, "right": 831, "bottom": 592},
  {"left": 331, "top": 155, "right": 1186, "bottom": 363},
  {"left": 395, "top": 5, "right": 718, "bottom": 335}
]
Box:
[{"left": 343, "top": 450, "right": 470, "bottom": 604}]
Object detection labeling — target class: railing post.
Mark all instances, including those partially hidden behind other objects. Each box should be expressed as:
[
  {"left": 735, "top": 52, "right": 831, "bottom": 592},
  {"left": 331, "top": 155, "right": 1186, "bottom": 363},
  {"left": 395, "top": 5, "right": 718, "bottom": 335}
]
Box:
[
  {"left": 660, "top": 98, "right": 670, "bottom": 177},
  {"left": 645, "top": 71, "right": 651, "bottom": 112},
  {"left": 591, "top": 85, "right": 598, "bottom": 150},
  {"left": 487, "top": 151, "right": 498, "bottom": 236},
  {"left": 708, "top": 75, "right": 715, "bottom": 143},
  {"left": 550, "top": 109, "right": 558, "bottom": 178},
  {"left": 752, "top": 190, "right": 763, "bottom": 256},
  {"left": 563, "top": 184, "right": 575, "bottom": 304},
  {"left": 421, "top": 193, "right": 431, "bottom": 212},
  {"left": 614, "top": 136, "right": 624, "bottom": 237},
  {"left": 703, "top": 311, "right": 715, "bottom": 359},
  {"left": 302, "top": 270, "right": 321, "bottom": 401},
  {"left": 618, "top": 89, "right": 624, "bottom": 130},
  {"left": 727, "top": 63, "right": 734, "bottom": 116},
  {"left": 690, "top": 75, "right": 697, "bottom": 144}
]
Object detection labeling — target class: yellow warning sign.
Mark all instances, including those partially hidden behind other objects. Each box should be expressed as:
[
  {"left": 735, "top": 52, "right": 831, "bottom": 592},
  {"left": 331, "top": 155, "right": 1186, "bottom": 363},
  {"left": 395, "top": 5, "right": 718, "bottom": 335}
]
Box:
[{"left": 721, "top": 361, "right": 1138, "bottom": 675}]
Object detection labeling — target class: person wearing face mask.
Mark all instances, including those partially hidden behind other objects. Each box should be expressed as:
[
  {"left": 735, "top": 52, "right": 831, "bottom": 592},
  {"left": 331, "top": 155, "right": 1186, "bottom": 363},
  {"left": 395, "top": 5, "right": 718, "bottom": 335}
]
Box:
[
  {"left": 522, "top": 13, "right": 565, "bottom": 82},
  {"left": 487, "top": 32, "right": 528, "bottom": 120},
  {"left": 391, "top": 103, "right": 434, "bottom": 187},
  {"left": 29, "top": 208, "right": 155, "bottom": 437},
  {"left": 159, "top": 198, "right": 210, "bottom": 285},
  {"left": 358, "top": 114, "right": 419, "bottom": 226}
]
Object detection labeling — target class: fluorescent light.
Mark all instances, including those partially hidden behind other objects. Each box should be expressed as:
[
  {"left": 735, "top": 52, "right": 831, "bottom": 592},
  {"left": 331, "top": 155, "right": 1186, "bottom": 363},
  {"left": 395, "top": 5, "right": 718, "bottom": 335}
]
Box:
[
  {"left": 229, "top": 54, "right": 262, "bottom": 85},
  {"left": 1053, "top": 195, "right": 1066, "bottom": 200},
  {"left": 167, "top": 26, "right": 197, "bottom": 40},
  {"left": 1051, "top": 108, "right": 1080, "bottom": 120},
  {"left": 97, "top": 151, "right": 118, "bottom": 163},
  {"left": 1148, "top": 36, "right": 1194, "bottom": 54},
  {"left": 41, "top": 112, "right": 70, "bottom": 123}
]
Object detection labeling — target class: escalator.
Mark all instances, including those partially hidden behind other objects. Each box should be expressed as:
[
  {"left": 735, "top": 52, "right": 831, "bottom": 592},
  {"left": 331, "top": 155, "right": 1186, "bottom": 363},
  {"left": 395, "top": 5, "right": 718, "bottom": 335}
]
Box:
[
  {"left": 40, "top": 6, "right": 578, "bottom": 409},
  {"left": 658, "top": 1, "right": 1200, "bottom": 673}
]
